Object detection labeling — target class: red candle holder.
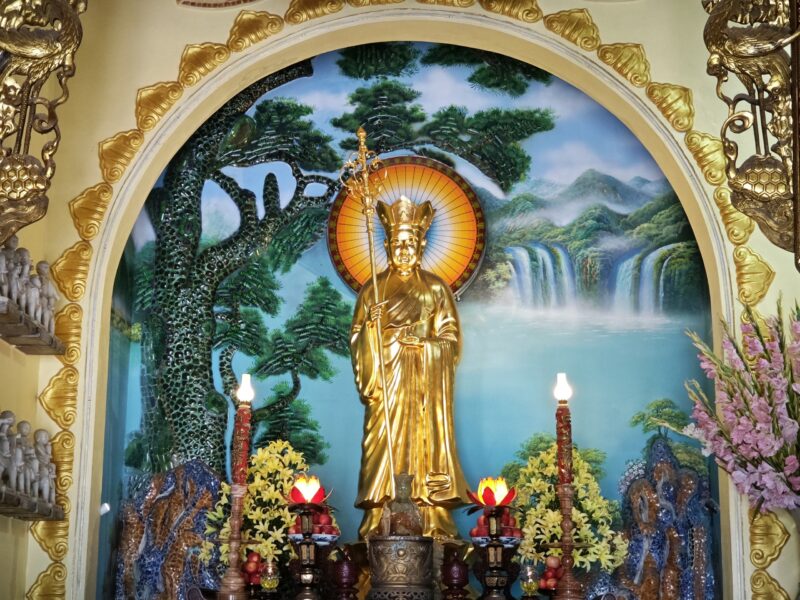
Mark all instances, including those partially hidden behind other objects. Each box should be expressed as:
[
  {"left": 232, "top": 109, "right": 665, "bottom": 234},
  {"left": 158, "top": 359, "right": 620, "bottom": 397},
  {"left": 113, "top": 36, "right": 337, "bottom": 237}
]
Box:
[
  {"left": 466, "top": 477, "right": 520, "bottom": 600},
  {"left": 287, "top": 475, "right": 330, "bottom": 600}
]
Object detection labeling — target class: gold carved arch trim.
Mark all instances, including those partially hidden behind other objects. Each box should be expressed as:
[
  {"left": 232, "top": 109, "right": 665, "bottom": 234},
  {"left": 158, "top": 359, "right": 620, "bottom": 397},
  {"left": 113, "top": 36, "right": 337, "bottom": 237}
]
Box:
[{"left": 31, "top": 2, "right": 781, "bottom": 598}]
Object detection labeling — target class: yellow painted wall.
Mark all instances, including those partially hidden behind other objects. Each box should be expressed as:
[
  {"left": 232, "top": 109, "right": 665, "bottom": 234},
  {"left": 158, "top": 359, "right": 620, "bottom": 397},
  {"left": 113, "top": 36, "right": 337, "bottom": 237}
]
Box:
[{"left": 0, "top": 0, "right": 795, "bottom": 597}]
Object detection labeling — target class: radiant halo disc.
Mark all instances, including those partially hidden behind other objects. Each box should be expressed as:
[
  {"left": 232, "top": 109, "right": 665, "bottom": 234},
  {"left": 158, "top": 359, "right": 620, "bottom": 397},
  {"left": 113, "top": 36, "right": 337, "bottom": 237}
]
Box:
[{"left": 328, "top": 156, "right": 486, "bottom": 295}]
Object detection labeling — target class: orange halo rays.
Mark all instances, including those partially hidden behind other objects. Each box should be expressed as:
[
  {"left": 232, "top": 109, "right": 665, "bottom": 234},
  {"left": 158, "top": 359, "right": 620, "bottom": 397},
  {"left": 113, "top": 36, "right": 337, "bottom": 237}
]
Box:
[{"left": 328, "top": 156, "right": 486, "bottom": 295}]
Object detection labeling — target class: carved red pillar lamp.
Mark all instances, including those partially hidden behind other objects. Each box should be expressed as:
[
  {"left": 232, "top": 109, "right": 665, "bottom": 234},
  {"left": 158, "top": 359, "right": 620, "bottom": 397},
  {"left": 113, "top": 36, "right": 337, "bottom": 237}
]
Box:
[
  {"left": 553, "top": 373, "right": 583, "bottom": 600},
  {"left": 289, "top": 475, "right": 326, "bottom": 600},
  {"left": 218, "top": 373, "right": 255, "bottom": 600}
]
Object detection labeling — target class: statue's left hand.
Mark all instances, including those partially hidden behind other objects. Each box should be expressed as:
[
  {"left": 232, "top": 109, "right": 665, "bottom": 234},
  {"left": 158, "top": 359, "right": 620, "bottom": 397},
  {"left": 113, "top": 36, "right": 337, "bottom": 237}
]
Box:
[{"left": 399, "top": 334, "right": 423, "bottom": 348}]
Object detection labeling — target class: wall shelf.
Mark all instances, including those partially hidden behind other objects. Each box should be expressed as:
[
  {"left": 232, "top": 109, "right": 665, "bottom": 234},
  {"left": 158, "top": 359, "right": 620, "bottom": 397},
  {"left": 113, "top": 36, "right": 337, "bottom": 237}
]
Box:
[
  {"left": 0, "top": 488, "right": 64, "bottom": 521},
  {"left": 0, "top": 298, "right": 64, "bottom": 355}
]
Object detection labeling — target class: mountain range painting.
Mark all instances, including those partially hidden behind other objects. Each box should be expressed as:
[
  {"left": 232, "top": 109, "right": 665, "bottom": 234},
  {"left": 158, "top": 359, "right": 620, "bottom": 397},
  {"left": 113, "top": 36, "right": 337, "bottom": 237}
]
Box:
[{"left": 99, "top": 42, "right": 716, "bottom": 591}]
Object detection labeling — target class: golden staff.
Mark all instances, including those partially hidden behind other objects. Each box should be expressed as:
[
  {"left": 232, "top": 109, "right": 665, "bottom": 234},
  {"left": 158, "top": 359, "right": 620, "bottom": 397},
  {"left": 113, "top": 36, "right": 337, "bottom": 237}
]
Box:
[{"left": 340, "top": 127, "right": 396, "bottom": 497}]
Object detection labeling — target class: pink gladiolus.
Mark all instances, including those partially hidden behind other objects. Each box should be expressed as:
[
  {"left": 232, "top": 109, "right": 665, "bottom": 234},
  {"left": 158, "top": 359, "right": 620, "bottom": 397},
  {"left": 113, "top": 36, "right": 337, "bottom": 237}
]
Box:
[{"left": 685, "top": 305, "right": 800, "bottom": 513}]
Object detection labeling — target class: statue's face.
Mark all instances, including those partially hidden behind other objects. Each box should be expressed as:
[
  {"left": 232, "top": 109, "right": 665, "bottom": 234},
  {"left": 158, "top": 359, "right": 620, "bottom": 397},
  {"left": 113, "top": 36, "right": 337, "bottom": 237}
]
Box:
[{"left": 388, "top": 229, "right": 422, "bottom": 275}]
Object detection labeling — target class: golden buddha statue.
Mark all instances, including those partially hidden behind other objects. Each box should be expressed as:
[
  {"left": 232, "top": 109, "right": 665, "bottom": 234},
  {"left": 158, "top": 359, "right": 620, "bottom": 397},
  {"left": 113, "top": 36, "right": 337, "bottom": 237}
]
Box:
[{"left": 350, "top": 195, "right": 469, "bottom": 539}]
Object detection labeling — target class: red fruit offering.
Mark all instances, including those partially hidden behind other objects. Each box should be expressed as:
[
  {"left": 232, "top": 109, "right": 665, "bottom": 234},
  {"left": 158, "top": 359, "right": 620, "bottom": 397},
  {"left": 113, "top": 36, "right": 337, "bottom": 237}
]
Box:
[
  {"left": 501, "top": 512, "right": 511, "bottom": 526},
  {"left": 556, "top": 566, "right": 565, "bottom": 579},
  {"left": 507, "top": 516, "right": 516, "bottom": 527},
  {"left": 243, "top": 561, "right": 259, "bottom": 574},
  {"left": 318, "top": 513, "right": 333, "bottom": 526},
  {"left": 331, "top": 527, "right": 340, "bottom": 536},
  {"left": 295, "top": 516, "right": 301, "bottom": 526},
  {"left": 546, "top": 578, "right": 558, "bottom": 590},
  {"left": 249, "top": 574, "right": 261, "bottom": 585},
  {"left": 469, "top": 527, "right": 479, "bottom": 538},
  {"left": 321, "top": 524, "right": 334, "bottom": 534},
  {"left": 288, "top": 525, "right": 299, "bottom": 535},
  {"left": 501, "top": 526, "right": 514, "bottom": 537},
  {"left": 477, "top": 515, "right": 488, "bottom": 527},
  {"left": 246, "top": 551, "right": 261, "bottom": 563},
  {"left": 512, "top": 528, "right": 523, "bottom": 538},
  {"left": 475, "top": 526, "right": 489, "bottom": 537},
  {"left": 545, "top": 555, "right": 561, "bottom": 569},
  {"left": 544, "top": 568, "right": 556, "bottom": 580},
  {"left": 539, "top": 578, "right": 548, "bottom": 590},
  {"left": 312, "top": 525, "right": 322, "bottom": 534}
]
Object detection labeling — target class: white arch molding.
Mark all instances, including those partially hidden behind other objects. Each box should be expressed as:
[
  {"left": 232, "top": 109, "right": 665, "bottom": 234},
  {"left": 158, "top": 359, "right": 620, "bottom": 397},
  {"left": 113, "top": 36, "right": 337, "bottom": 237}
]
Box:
[{"left": 70, "top": 9, "right": 744, "bottom": 598}]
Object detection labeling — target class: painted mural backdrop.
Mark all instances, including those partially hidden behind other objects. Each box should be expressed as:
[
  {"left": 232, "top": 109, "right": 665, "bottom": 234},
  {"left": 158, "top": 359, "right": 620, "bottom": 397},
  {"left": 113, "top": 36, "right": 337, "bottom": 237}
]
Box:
[{"left": 101, "top": 43, "right": 716, "bottom": 594}]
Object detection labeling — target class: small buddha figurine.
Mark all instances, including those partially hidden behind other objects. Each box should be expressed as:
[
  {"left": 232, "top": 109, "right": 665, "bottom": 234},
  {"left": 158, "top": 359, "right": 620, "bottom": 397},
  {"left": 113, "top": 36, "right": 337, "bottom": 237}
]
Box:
[
  {"left": 33, "top": 429, "right": 55, "bottom": 504},
  {"left": 11, "top": 246, "right": 30, "bottom": 313},
  {"left": 14, "top": 420, "right": 35, "bottom": 495},
  {"left": 0, "top": 410, "right": 16, "bottom": 490},
  {"left": 0, "top": 235, "right": 17, "bottom": 299},
  {"left": 386, "top": 473, "right": 423, "bottom": 536},
  {"left": 36, "top": 261, "right": 57, "bottom": 334}
]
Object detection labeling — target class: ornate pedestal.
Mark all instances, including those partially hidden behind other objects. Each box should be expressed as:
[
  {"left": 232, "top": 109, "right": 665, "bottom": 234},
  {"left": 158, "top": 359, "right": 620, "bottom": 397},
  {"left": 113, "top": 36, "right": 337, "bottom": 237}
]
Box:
[{"left": 367, "top": 535, "right": 434, "bottom": 600}]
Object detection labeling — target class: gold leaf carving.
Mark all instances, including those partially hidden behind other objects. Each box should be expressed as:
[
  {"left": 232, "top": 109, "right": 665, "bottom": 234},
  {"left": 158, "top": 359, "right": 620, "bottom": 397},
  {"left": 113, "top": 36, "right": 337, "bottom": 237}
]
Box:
[
  {"left": 415, "top": 0, "right": 474, "bottom": 6},
  {"left": 68, "top": 182, "right": 113, "bottom": 241},
  {"left": 98, "top": 129, "right": 145, "bottom": 184},
  {"left": 543, "top": 9, "right": 599, "bottom": 51},
  {"left": 25, "top": 562, "right": 67, "bottom": 600},
  {"left": 597, "top": 43, "right": 650, "bottom": 87},
  {"left": 285, "top": 0, "right": 345, "bottom": 24},
  {"left": 55, "top": 495, "right": 71, "bottom": 516},
  {"left": 733, "top": 245, "right": 774, "bottom": 307},
  {"left": 30, "top": 521, "right": 69, "bottom": 562},
  {"left": 227, "top": 11, "right": 284, "bottom": 52},
  {"left": 136, "top": 82, "right": 184, "bottom": 131},
  {"left": 646, "top": 82, "right": 695, "bottom": 132},
  {"left": 55, "top": 304, "right": 82, "bottom": 366},
  {"left": 751, "top": 569, "right": 790, "bottom": 600},
  {"left": 51, "top": 430, "right": 75, "bottom": 497},
  {"left": 178, "top": 43, "right": 231, "bottom": 87},
  {"left": 38, "top": 367, "right": 78, "bottom": 430},
  {"left": 51, "top": 241, "right": 92, "bottom": 302},
  {"left": 750, "top": 509, "right": 790, "bottom": 569},
  {"left": 478, "top": 0, "right": 541, "bottom": 22},
  {"left": 713, "top": 186, "right": 754, "bottom": 246},
  {"left": 348, "top": 0, "right": 405, "bottom": 5},
  {"left": 685, "top": 130, "right": 727, "bottom": 186}
]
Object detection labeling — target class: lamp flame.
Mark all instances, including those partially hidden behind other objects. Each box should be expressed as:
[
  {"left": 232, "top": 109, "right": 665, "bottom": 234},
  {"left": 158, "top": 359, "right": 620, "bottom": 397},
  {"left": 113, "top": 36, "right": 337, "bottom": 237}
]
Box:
[
  {"left": 468, "top": 477, "right": 516, "bottom": 507},
  {"left": 236, "top": 373, "right": 255, "bottom": 404},
  {"left": 290, "top": 474, "right": 325, "bottom": 504},
  {"left": 553, "top": 372, "right": 573, "bottom": 403}
]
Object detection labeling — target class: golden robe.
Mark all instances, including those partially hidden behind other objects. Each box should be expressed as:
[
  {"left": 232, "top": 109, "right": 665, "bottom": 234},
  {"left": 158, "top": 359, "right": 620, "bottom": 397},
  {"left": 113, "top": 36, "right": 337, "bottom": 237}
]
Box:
[{"left": 351, "top": 268, "right": 469, "bottom": 539}]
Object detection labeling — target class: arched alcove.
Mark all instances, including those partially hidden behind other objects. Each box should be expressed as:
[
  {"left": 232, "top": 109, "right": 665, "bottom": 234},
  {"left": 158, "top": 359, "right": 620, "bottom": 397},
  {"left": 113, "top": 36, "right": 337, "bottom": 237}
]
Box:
[{"left": 70, "top": 12, "right": 743, "bottom": 598}]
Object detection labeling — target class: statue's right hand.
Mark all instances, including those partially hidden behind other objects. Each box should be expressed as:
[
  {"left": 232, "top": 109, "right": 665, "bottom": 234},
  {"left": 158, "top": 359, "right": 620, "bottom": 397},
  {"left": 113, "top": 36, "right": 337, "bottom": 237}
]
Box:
[{"left": 369, "top": 300, "right": 388, "bottom": 323}]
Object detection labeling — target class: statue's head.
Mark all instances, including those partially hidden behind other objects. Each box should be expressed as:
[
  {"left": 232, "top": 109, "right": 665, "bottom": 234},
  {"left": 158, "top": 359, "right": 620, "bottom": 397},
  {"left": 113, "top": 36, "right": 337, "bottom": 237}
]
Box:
[{"left": 377, "top": 196, "right": 435, "bottom": 276}]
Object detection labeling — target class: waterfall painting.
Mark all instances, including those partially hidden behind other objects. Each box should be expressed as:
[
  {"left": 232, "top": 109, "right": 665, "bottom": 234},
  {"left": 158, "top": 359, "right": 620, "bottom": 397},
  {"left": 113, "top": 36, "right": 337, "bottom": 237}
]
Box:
[{"left": 101, "top": 42, "right": 715, "bottom": 591}]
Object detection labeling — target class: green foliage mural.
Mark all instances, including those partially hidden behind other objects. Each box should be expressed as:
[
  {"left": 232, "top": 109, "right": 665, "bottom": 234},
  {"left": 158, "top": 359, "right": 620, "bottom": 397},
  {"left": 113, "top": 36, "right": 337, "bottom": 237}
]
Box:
[
  {"left": 331, "top": 47, "right": 556, "bottom": 192},
  {"left": 501, "top": 432, "right": 608, "bottom": 490},
  {"left": 421, "top": 45, "right": 552, "bottom": 96},
  {"left": 629, "top": 398, "right": 707, "bottom": 474},
  {"left": 129, "top": 63, "right": 343, "bottom": 473}
]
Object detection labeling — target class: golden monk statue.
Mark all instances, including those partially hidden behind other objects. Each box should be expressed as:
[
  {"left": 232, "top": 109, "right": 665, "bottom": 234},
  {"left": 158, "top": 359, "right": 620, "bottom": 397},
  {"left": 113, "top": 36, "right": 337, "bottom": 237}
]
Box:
[{"left": 350, "top": 195, "right": 469, "bottom": 539}]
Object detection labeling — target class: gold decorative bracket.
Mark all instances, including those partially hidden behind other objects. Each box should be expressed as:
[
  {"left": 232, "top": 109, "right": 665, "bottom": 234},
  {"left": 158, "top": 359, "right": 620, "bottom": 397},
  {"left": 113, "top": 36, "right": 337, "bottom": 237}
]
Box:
[
  {"left": 0, "top": 0, "right": 88, "bottom": 246},
  {"left": 703, "top": 0, "right": 800, "bottom": 271}
]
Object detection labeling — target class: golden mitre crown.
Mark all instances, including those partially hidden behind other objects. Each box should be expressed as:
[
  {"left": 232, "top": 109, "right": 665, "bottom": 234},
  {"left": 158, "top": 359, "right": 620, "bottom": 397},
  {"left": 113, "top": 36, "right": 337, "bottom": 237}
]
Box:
[{"left": 377, "top": 195, "right": 435, "bottom": 238}]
